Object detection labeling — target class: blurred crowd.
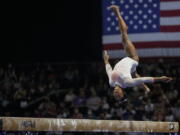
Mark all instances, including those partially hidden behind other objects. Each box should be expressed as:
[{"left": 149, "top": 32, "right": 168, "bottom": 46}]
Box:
[{"left": 0, "top": 59, "right": 179, "bottom": 135}]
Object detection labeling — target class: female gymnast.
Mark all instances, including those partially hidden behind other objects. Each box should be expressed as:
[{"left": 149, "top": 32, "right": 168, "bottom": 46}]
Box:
[{"left": 103, "top": 5, "right": 172, "bottom": 102}]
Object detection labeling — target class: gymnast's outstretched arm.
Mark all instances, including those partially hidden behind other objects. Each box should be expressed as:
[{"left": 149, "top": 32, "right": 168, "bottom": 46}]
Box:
[{"left": 103, "top": 51, "right": 112, "bottom": 80}]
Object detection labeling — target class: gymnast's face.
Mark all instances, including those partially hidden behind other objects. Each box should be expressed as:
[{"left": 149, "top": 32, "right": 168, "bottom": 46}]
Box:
[{"left": 113, "top": 86, "right": 124, "bottom": 100}]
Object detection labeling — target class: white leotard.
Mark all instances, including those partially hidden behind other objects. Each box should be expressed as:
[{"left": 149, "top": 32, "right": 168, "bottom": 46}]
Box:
[{"left": 106, "top": 57, "right": 138, "bottom": 88}]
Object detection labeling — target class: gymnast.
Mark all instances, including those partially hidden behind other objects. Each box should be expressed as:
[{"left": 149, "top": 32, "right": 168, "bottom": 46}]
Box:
[{"left": 103, "top": 5, "right": 172, "bottom": 102}]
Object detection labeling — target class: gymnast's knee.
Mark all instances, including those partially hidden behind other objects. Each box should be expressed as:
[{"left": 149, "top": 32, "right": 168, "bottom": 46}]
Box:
[
  {"left": 132, "top": 55, "right": 139, "bottom": 62},
  {"left": 121, "top": 34, "right": 129, "bottom": 45}
]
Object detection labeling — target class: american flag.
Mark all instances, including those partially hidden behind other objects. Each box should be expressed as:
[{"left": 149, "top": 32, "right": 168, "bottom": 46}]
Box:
[{"left": 102, "top": 0, "right": 180, "bottom": 58}]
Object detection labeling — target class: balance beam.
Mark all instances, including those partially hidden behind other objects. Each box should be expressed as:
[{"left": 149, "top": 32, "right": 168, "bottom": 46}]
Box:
[{"left": 0, "top": 117, "right": 179, "bottom": 133}]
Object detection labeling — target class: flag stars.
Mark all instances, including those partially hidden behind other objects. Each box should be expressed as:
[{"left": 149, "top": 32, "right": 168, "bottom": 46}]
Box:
[
  {"left": 111, "top": 12, "right": 115, "bottom": 16},
  {"left": 153, "top": 3, "right": 157, "bottom": 8},
  {"left": 143, "top": 14, "right": 148, "bottom": 19},
  {"left": 138, "top": 10, "right": 143, "bottom": 15},
  {"left": 115, "top": 17, "right": 118, "bottom": 21},
  {"left": 120, "top": 0, "right": 124, "bottom": 4},
  {"left": 138, "top": 20, "right": 143, "bottom": 24},
  {"left": 107, "top": 17, "right": 111, "bottom": 22},
  {"left": 148, "top": 19, "right": 152, "bottom": 24},
  {"left": 143, "top": 25, "right": 147, "bottom": 29},
  {"left": 148, "top": 0, "right": 153, "bottom": 2},
  {"left": 134, "top": 4, "right": 138, "bottom": 9},
  {"left": 111, "top": 1, "right": 116, "bottom": 5},
  {"left": 125, "top": 16, "right": 129, "bottom": 20},
  {"left": 129, "top": 10, "right": 134, "bottom": 15},
  {"left": 143, "top": 4, "right": 148, "bottom": 8},
  {"left": 134, "top": 25, "right": 138, "bottom": 29},
  {"left": 152, "top": 24, "right": 157, "bottom": 29},
  {"left": 153, "top": 14, "right": 157, "bottom": 19},
  {"left": 139, "top": 0, "right": 143, "bottom": 3},
  {"left": 134, "top": 15, "right": 138, "bottom": 20},
  {"left": 125, "top": 4, "right": 129, "bottom": 9},
  {"left": 148, "top": 10, "right": 152, "bottom": 14},
  {"left": 107, "top": 27, "right": 111, "bottom": 32},
  {"left": 129, "top": 20, "right": 134, "bottom": 25},
  {"left": 104, "top": 0, "right": 159, "bottom": 33},
  {"left": 115, "top": 26, "right": 119, "bottom": 31},
  {"left": 129, "top": 0, "right": 134, "bottom": 3},
  {"left": 111, "top": 22, "right": 115, "bottom": 26}
]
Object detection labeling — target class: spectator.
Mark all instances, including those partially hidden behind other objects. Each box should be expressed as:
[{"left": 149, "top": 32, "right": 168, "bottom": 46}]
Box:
[
  {"left": 0, "top": 59, "right": 179, "bottom": 123},
  {"left": 86, "top": 91, "right": 101, "bottom": 112}
]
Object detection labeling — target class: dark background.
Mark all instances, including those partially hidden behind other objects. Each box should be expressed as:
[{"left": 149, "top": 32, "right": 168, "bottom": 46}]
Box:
[{"left": 1, "top": 1, "right": 102, "bottom": 62}]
